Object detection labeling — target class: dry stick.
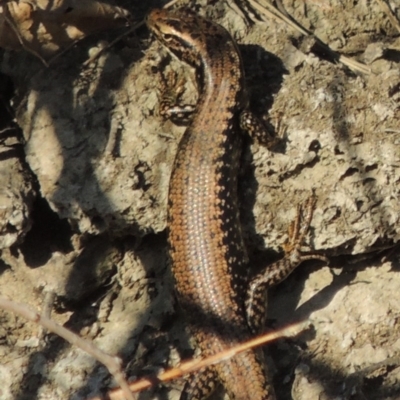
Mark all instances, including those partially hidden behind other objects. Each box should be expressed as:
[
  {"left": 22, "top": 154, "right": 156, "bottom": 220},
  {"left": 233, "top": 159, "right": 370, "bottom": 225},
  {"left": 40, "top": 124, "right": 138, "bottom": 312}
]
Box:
[
  {"left": 83, "top": 20, "right": 143, "bottom": 67},
  {"left": 163, "top": 0, "right": 182, "bottom": 9},
  {"left": 1, "top": 4, "right": 49, "bottom": 67},
  {"left": 88, "top": 320, "right": 311, "bottom": 400},
  {"left": 376, "top": 0, "right": 400, "bottom": 33},
  {"left": 385, "top": 129, "right": 400, "bottom": 134},
  {"left": 37, "top": 290, "right": 56, "bottom": 339},
  {"left": 248, "top": 0, "right": 371, "bottom": 75},
  {"left": 46, "top": 39, "right": 80, "bottom": 66},
  {"left": 0, "top": 296, "right": 135, "bottom": 400},
  {"left": 225, "top": 0, "right": 257, "bottom": 24},
  {"left": 83, "top": 0, "right": 181, "bottom": 67}
]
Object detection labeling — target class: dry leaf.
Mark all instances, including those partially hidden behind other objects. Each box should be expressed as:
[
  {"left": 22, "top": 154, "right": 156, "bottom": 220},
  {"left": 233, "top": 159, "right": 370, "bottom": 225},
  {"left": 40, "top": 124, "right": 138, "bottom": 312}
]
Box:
[{"left": 0, "top": 0, "right": 130, "bottom": 59}]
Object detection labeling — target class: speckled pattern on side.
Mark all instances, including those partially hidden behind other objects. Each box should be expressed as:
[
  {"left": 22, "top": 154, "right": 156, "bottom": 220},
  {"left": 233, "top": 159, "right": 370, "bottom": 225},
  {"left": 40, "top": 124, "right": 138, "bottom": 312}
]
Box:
[{"left": 147, "top": 8, "right": 275, "bottom": 400}]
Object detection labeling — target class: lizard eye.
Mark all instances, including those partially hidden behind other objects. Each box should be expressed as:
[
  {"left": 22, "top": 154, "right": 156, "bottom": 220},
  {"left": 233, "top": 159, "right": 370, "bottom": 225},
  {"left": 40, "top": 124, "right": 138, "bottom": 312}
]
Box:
[{"left": 162, "top": 33, "right": 173, "bottom": 41}]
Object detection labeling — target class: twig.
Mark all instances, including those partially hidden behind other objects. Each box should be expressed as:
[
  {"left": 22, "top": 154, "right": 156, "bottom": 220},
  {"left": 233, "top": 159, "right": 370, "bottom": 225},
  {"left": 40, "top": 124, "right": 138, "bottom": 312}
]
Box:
[
  {"left": 88, "top": 320, "right": 311, "bottom": 400},
  {"left": 163, "top": 0, "right": 182, "bottom": 8},
  {"left": 247, "top": 0, "right": 371, "bottom": 75},
  {"left": 83, "top": 20, "right": 144, "bottom": 66},
  {"left": 83, "top": 0, "right": 181, "bottom": 66},
  {"left": 376, "top": 0, "right": 400, "bottom": 33},
  {"left": 1, "top": 3, "right": 49, "bottom": 67},
  {"left": 0, "top": 296, "right": 135, "bottom": 400},
  {"left": 38, "top": 290, "right": 56, "bottom": 339},
  {"left": 384, "top": 129, "right": 400, "bottom": 134}
]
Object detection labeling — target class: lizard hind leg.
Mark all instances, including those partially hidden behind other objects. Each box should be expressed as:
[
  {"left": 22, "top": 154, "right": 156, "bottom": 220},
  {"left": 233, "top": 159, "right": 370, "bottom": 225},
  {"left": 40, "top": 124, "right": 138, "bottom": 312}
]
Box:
[{"left": 245, "top": 194, "right": 329, "bottom": 333}]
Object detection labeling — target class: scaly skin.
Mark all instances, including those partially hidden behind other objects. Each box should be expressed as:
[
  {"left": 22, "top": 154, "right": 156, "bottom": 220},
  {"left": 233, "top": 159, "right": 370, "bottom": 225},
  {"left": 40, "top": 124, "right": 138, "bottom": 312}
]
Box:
[
  {"left": 147, "top": 8, "right": 274, "bottom": 399},
  {"left": 147, "top": 7, "right": 326, "bottom": 400}
]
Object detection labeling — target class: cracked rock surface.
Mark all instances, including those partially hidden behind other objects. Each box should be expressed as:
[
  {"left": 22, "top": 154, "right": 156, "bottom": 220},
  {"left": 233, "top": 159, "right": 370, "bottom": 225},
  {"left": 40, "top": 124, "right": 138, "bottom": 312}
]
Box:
[{"left": 0, "top": 0, "right": 400, "bottom": 399}]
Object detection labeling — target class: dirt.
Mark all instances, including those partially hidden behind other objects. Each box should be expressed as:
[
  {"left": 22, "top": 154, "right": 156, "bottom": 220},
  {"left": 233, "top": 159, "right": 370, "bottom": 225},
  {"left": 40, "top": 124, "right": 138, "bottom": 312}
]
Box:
[{"left": 1, "top": 0, "right": 400, "bottom": 399}]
